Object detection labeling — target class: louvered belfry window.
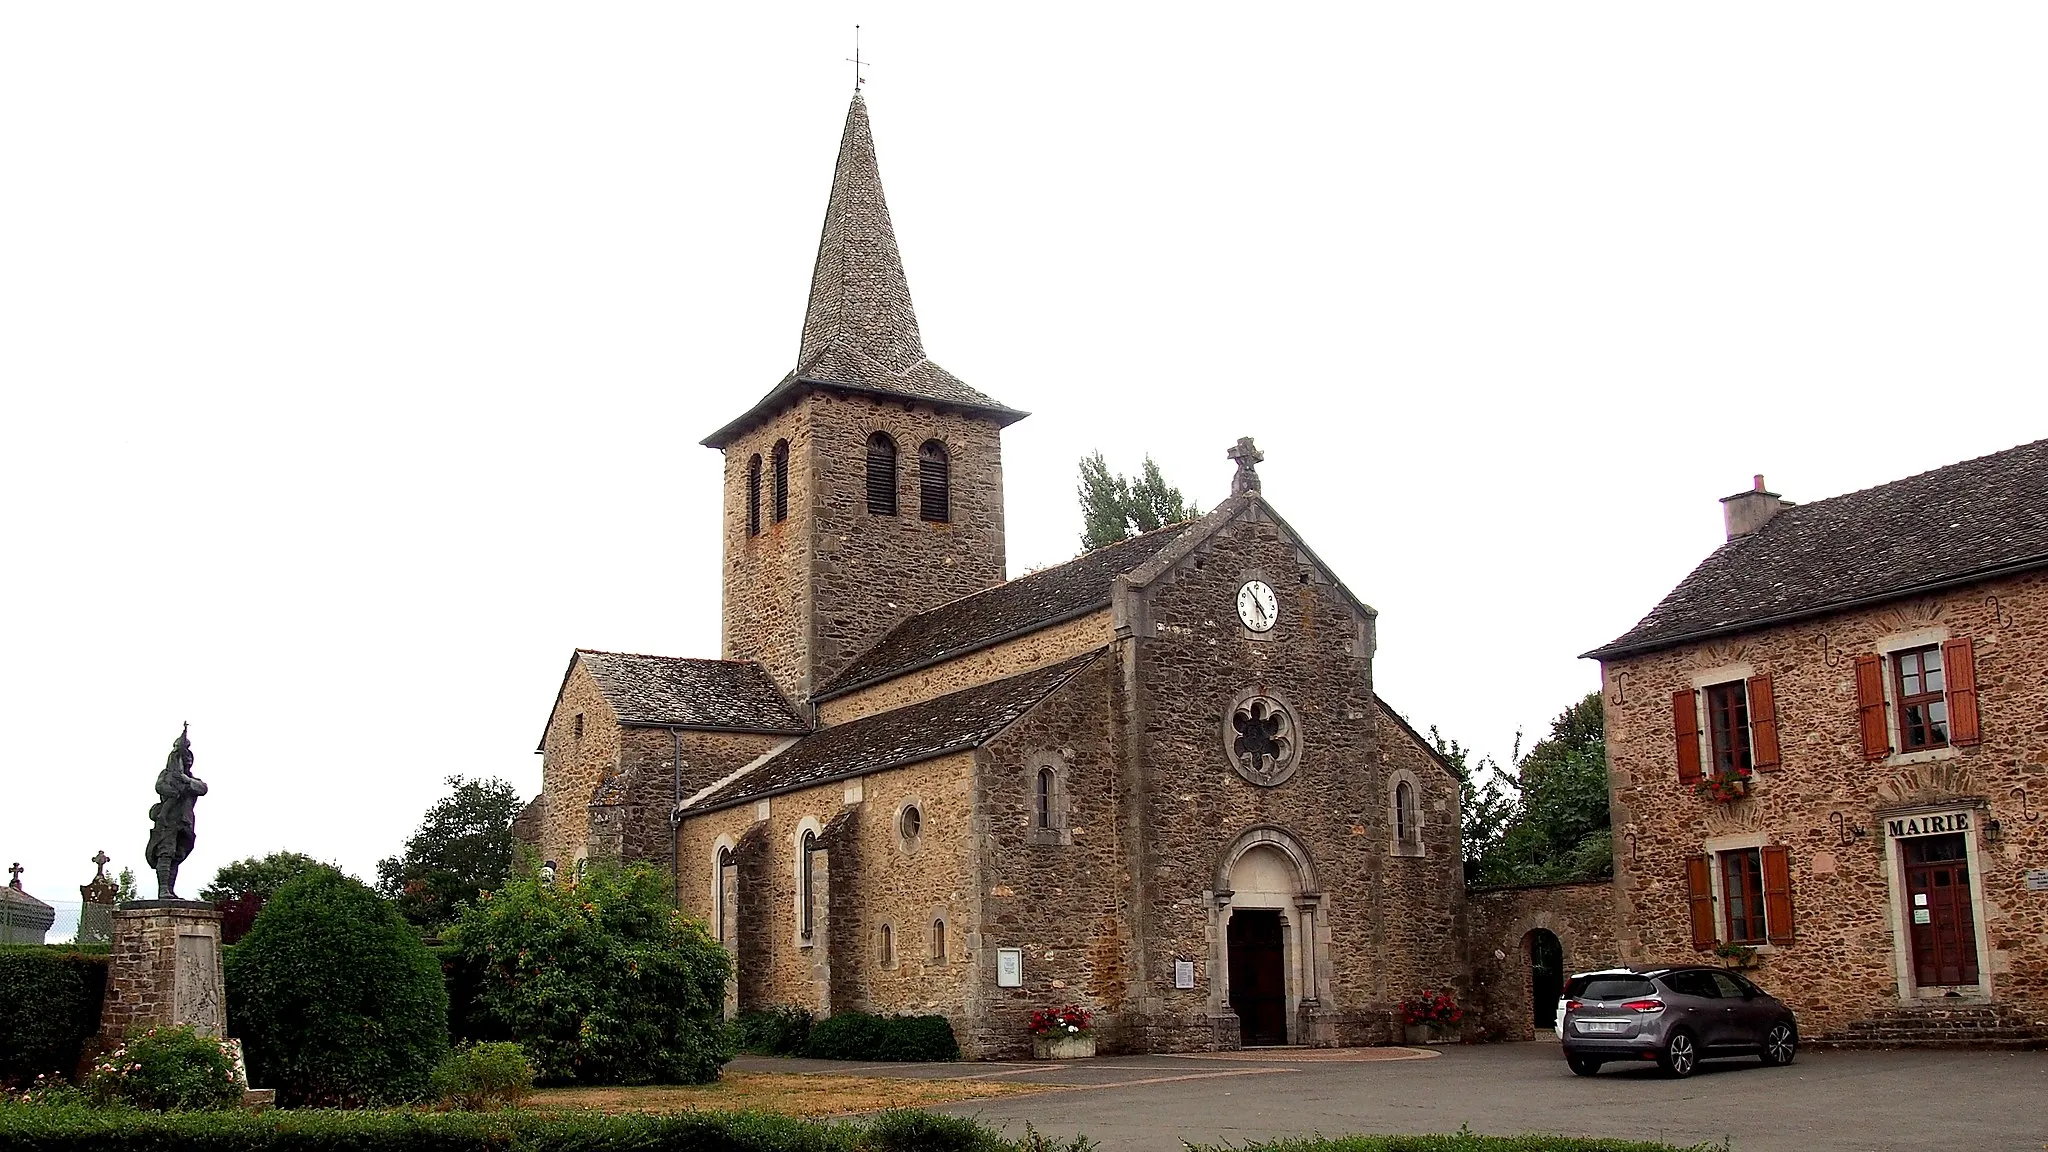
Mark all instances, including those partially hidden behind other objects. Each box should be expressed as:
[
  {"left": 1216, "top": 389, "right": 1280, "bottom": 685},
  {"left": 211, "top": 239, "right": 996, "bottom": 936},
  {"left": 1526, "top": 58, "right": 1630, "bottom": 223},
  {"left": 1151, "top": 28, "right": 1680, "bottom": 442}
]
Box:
[
  {"left": 745, "top": 455, "right": 762, "bottom": 537},
  {"left": 866, "top": 432, "right": 897, "bottom": 515},
  {"left": 771, "top": 440, "right": 790, "bottom": 523},
  {"left": 918, "top": 440, "right": 950, "bottom": 523}
]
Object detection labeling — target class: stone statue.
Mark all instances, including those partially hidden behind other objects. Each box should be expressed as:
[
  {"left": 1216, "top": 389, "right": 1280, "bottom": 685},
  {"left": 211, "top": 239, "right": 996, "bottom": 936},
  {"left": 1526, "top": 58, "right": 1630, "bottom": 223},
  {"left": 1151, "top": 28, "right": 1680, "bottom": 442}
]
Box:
[{"left": 144, "top": 724, "right": 208, "bottom": 901}]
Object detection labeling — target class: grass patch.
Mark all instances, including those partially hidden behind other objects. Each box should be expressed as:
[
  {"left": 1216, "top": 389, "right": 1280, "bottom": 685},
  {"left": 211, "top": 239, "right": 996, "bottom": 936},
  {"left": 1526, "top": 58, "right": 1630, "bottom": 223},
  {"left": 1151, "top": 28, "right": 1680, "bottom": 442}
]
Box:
[{"left": 528, "top": 1071, "right": 1048, "bottom": 1117}]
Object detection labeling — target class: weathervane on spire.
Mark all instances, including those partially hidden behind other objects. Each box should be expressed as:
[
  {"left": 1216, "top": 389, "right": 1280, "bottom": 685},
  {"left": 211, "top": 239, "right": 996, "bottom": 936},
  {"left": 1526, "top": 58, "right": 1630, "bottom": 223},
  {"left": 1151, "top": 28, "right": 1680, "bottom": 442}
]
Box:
[{"left": 846, "top": 25, "right": 867, "bottom": 92}]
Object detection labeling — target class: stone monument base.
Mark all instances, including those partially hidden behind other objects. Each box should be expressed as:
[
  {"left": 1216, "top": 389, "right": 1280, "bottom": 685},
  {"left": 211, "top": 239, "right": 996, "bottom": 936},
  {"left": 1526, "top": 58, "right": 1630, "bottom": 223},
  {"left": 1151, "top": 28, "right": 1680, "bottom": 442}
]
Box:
[{"left": 100, "top": 901, "right": 226, "bottom": 1044}]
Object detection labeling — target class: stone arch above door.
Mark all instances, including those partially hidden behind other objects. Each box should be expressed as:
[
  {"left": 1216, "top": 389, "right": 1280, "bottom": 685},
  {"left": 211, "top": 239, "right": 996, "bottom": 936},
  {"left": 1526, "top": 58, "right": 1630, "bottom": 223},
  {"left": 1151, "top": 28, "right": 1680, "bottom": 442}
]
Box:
[{"left": 1214, "top": 825, "right": 1321, "bottom": 895}]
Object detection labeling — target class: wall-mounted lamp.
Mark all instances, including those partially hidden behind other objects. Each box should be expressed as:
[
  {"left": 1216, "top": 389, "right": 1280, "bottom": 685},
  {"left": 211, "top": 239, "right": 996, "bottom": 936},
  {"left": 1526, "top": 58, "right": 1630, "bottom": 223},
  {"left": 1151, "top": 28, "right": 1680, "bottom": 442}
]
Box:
[{"left": 1985, "top": 818, "right": 2003, "bottom": 845}]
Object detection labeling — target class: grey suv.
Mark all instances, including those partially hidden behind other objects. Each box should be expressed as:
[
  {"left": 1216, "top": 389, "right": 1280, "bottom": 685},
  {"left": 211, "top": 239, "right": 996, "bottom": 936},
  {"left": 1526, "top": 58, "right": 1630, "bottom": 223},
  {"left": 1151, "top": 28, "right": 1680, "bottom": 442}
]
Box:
[{"left": 1559, "top": 966, "right": 1797, "bottom": 1077}]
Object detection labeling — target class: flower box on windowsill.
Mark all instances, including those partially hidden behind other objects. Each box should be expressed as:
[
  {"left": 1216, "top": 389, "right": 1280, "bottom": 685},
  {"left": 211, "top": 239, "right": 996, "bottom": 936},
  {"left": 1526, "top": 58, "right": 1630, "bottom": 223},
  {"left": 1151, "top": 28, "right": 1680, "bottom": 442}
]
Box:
[
  {"left": 1033, "top": 1032, "right": 1095, "bottom": 1060},
  {"left": 1694, "top": 774, "right": 1752, "bottom": 804}
]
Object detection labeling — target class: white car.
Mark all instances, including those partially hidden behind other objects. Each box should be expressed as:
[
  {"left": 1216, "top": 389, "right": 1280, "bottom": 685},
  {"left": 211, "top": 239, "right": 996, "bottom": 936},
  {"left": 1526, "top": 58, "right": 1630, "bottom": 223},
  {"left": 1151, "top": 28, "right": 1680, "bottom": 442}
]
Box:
[{"left": 1555, "top": 970, "right": 1599, "bottom": 1039}]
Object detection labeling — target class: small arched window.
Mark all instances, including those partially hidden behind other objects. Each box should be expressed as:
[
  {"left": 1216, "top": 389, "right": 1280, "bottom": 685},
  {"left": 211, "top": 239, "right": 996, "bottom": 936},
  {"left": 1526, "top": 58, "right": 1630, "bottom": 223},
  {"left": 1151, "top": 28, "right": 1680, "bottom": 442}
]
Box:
[
  {"left": 879, "top": 922, "right": 894, "bottom": 965},
  {"left": 918, "top": 440, "right": 950, "bottom": 523},
  {"left": 1395, "top": 780, "right": 1418, "bottom": 845},
  {"left": 866, "top": 432, "right": 897, "bottom": 515},
  {"left": 799, "top": 829, "right": 817, "bottom": 940},
  {"left": 745, "top": 455, "right": 762, "bottom": 537},
  {"left": 931, "top": 918, "right": 948, "bottom": 962},
  {"left": 1035, "top": 766, "right": 1055, "bottom": 830},
  {"left": 714, "top": 847, "right": 734, "bottom": 945},
  {"left": 771, "top": 440, "right": 790, "bottom": 523}
]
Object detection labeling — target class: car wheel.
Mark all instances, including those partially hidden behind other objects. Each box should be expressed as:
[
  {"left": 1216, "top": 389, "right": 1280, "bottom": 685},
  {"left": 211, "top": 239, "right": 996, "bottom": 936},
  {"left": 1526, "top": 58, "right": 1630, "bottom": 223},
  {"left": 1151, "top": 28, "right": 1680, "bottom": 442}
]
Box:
[
  {"left": 1760, "top": 1020, "right": 1797, "bottom": 1066},
  {"left": 1567, "top": 1055, "right": 1602, "bottom": 1077},
  {"left": 1658, "top": 1029, "right": 1699, "bottom": 1078}
]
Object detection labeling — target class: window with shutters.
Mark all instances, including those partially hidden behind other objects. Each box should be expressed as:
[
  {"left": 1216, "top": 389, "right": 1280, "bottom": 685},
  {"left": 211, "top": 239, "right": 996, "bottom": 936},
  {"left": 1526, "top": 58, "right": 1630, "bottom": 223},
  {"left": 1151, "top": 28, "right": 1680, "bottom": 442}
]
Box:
[
  {"left": 1721, "top": 848, "right": 1766, "bottom": 943},
  {"left": 771, "top": 440, "right": 790, "bottom": 523},
  {"left": 866, "top": 432, "right": 897, "bottom": 515},
  {"left": 918, "top": 440, "right": 950, "bottom": 522},
  {"left": 1704, "top": 681, "right": 1752, "bottom": 778},
  {"left": 1893, "top": 645, "right": 1950, "bottom": 751},
  {"left": 745, "top": 455, "right": 763, "bottom": 536}
]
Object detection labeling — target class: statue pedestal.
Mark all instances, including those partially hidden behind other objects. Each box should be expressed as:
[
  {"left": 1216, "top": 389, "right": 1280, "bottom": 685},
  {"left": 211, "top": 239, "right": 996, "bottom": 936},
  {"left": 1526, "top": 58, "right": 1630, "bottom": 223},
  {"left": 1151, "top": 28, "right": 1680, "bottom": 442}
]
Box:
[{"left": 100, "top": 901, "right": 226, "bottom": 1043}]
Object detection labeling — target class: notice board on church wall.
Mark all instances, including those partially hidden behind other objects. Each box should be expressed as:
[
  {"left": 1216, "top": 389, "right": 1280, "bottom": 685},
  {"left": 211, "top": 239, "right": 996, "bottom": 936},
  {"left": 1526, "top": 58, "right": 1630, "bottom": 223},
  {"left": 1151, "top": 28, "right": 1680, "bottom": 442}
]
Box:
[{"left": 996, "top": 948, "right": 1023, "bottom": 987}]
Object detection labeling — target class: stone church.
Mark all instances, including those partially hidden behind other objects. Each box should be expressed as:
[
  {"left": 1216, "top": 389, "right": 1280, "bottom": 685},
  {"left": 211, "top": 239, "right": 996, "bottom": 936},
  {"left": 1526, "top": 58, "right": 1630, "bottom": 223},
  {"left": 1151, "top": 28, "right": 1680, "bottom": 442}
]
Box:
[{"left": 527, "top": 93, "right": 1466, "bottom": 1057}]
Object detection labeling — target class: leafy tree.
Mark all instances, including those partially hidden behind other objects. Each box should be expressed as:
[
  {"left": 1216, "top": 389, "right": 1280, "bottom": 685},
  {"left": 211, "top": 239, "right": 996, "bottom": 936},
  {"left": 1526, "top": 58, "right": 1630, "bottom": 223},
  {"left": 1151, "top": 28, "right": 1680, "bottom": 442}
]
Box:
[
  {"left": 225, "top": 867, "right": 449, "bottom": 1106},
  {"left": 201, "top": 850, "right": 327, "bottom": 903},
  {"left": 1078, "top": 451, "right": 1199, "bottom": 551},
  {"left": 376, "top": 775, "right": 522, "bottom": 930},
  {"left": 1427, "top": 726, "right": 1517, "bottom": 884},
  {"left": 115, "top": 867, "right": 137, "bottom": 904},
  {"left": 1461, "top": 691, "right": 1613, "bottom": 887},
  {"left": 449, "top": 860, "right": 731, "bottom": 1085}
]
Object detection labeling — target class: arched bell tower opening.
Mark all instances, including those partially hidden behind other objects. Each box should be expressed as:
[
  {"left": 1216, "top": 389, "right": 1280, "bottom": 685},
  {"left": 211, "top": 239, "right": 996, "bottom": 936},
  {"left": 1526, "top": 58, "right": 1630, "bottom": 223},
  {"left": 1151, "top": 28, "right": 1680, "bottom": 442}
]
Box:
[{"left": 1209, "top": 827, "right": 1326, "bottom": 1048}]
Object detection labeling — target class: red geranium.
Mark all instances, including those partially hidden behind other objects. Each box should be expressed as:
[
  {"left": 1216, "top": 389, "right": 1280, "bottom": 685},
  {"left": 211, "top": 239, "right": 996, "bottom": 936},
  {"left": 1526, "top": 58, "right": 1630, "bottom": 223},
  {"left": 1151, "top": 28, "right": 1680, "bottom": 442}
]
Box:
[
  {"left": 1401, "top": 990, "right": 1464, "bottom": 1027},
  {"left": 1028, "top": 1005, "right": 1093, "bottom": 1037}
]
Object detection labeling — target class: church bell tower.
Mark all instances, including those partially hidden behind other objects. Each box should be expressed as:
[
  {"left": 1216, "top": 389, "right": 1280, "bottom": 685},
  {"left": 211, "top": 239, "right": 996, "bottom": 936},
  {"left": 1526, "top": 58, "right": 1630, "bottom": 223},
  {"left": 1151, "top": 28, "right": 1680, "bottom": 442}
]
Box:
[{"left": 703, "top": 94, "right": 1027, "bottom": 704}]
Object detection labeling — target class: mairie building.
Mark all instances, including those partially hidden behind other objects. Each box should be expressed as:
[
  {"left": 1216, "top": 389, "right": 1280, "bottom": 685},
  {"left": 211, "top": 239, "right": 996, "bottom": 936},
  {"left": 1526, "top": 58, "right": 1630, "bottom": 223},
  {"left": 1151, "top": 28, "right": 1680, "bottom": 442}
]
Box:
[{"left": 524, "top": 94, "right": 1467, "bottom": 1058}]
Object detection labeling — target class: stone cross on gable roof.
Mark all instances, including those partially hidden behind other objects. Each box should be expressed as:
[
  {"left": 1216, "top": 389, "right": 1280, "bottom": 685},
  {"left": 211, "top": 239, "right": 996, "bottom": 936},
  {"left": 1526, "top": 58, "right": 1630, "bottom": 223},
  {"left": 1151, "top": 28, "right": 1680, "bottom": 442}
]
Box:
[
  {"left": 1228, "top": 436, "right": 1264, "bottom": 495},
  {"left": 91, "top": 850, "right": 111, "bottom": 877},
  {"left": 6, "top": 863, "right": 20, "bottom": 889}
]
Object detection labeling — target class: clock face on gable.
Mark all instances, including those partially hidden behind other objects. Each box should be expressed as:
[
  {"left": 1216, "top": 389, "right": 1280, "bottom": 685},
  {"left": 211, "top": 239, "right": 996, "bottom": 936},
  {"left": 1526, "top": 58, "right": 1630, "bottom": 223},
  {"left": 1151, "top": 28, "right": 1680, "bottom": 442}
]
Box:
[{"left": 1237, "top": 580, "right": 1278, "bottom": 632}]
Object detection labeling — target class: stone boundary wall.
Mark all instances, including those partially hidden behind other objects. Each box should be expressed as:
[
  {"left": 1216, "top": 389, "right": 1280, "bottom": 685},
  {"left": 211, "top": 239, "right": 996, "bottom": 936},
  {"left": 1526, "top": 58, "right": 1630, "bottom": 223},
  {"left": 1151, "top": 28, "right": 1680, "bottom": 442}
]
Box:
[{"left": 1466, "top": 879, "right": 1618, "bottom": 1041}]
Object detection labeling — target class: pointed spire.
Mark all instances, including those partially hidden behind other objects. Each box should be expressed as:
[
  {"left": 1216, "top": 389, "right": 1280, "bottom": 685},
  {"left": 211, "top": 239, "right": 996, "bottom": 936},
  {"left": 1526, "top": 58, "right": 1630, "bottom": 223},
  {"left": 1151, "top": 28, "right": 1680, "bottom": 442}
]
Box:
[
  {"left": 797, "top": 93, "right": 925, "bottom": 376},
  {"left": 703, "top": 93, "right": 1024, "bottom": 448}
]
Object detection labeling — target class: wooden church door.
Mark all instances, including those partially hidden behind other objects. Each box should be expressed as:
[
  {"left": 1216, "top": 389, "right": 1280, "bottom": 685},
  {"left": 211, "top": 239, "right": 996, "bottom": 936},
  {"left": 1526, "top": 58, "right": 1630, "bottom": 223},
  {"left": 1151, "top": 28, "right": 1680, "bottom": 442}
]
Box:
[{"left": 1228, "top": 910, "right": 1288, "bottom": 1046}]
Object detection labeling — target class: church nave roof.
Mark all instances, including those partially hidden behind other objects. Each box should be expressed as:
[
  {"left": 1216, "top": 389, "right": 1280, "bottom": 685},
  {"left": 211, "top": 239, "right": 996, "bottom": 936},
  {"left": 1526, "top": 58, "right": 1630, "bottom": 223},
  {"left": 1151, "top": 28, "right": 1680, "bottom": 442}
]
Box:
[
  {"left": 815, "top": 522, "right": 1197, "bottom": 700},
  {"left": 683, "top": 649, "right": 1103, "bottom": 813},
  {"left": 542, "top": 650, "right": 808, "bottom": 746}
]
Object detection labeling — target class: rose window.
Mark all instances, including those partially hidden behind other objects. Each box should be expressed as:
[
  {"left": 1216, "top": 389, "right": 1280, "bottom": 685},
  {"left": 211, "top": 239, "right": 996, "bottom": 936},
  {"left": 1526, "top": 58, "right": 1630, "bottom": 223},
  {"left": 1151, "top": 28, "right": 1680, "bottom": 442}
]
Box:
[{"left": 1224, "top": 691, "right": 1301, "bottom": 786}]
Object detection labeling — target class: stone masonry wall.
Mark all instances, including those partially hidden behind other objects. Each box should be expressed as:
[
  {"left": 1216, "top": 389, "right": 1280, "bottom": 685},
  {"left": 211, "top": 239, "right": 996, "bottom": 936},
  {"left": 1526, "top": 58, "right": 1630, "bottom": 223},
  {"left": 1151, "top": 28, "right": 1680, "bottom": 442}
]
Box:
[
  {"left": 806, "top": 392, "right": 1008, "bottom": 694},
  {"left": 973, "top": 655, "right": 1128, "bottom": 1058},
  {"left": 721, "top": 401, "right": 816, "bottom": 702},
  {"left": 1467, "top": 880, "right": 1618, "bottom": 1041},
  {"left": 674, "top": 751, "right": 979, "bottom": 1043},
  {"left": 1602, "top": 569, "right": 2048, "bottom": 1035},
  {"left": 100, "top": 906, "right": 227, "bottom": 1044},
  {"left": 1123, "top": 504, "right": 1466, "bottom": 1051},
  {"left": 538, "top": 659, "right": 622, "bottom": 871},
  {"left": 586, "top": 728, "right": 790, "bottom": 871},
  {"left": 1374, "top": 707, "right": 1471, "bottom": 1013},
  {"left": 819, "top": 610, "right": 1113, "bottom": 724}
]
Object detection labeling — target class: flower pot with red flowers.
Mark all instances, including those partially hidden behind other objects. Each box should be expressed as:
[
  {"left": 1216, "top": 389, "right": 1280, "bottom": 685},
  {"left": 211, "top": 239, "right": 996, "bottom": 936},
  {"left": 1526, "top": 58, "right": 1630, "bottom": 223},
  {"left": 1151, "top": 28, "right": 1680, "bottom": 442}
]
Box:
[
  {"left": 1029, "top": 1005, "right": 1095, "bottom": 1059},
  {"left": 1400, "top": 990, "right": 1464, "bottom": 1045},
  {"left": 1694, "top": 770, "right": 1753, "bottom": 804}
]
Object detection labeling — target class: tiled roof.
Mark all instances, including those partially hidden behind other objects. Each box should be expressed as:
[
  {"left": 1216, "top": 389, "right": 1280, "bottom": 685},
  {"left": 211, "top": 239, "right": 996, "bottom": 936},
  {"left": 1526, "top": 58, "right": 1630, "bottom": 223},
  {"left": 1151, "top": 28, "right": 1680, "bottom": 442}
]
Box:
[
  {"left": 572, "top": 650, "right": 806, "bottom": 734},
  {"left": 703, "top": 95, "right": 1022, "bottom": 448},
  {"left": 1589, "top": 438, "right": 2048, "bottom": 659},
  {"left": 817, "top": 523, "right": 1196, "bottom": 698},
  {"left": 687, "top": 650, "right": 1101, "bottom": 812}
]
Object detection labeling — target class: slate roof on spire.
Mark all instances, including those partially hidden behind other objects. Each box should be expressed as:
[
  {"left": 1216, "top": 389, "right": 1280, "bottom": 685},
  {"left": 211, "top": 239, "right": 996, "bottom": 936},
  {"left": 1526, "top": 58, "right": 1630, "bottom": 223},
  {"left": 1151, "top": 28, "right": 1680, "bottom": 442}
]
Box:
[{"left": 703, "top": 94, "right": 1024, "bottom": 448}]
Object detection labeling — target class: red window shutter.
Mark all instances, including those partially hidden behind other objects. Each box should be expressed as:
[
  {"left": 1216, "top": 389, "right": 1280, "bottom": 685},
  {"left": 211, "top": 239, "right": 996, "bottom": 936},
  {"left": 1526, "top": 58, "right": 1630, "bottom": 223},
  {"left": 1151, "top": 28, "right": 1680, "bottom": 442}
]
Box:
[
  {"left": 1748, "top": 673, "right": 1781, "bottom": 772},
  {"left": 1943, "top": 637, "right": 1981, "bottom": 746},
  {"left": 1686, "top": 855, "right": 1717, "bottom": 951},
  {"left": 1761, "top": 845, "right": 1795, "bottom": 944},
  {"left": 1854, "top": 654, "right": 1890, "bottom": 761},
  {"left": 1672, "top": 690, "right": 1703, "bottom": 784}
]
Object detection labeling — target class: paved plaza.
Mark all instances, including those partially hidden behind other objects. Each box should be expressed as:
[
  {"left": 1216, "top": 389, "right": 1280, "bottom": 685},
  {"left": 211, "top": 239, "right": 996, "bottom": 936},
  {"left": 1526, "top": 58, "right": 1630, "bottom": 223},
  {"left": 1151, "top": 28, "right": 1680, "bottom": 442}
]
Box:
[{"left": 737, "top": 1042, "right": 2048, "bottom": 1152}]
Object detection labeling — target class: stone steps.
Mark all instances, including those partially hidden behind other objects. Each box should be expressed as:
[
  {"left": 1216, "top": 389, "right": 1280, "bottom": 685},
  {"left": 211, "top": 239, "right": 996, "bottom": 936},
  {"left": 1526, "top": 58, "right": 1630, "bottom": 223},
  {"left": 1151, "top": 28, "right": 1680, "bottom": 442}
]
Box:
[{"left": 1812, "top": 1003, "right": 2048, "bottom": 1050}]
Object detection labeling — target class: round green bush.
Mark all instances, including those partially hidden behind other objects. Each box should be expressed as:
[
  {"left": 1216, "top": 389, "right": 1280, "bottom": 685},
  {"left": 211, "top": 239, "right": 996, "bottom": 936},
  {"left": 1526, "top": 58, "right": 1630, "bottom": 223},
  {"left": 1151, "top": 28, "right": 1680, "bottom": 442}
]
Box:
[
  {"left": 224, "top": 868, "right": 448, "bottom": 1106},
  {"left": 85, "top": 1025, "right": 244, "bottom": 1111},
  {"left": 451, "top": 860, "right": 731, "bottom": 1085},
  {"left": 431, "top": 1041, "right": 535, "bottom": 1110}
]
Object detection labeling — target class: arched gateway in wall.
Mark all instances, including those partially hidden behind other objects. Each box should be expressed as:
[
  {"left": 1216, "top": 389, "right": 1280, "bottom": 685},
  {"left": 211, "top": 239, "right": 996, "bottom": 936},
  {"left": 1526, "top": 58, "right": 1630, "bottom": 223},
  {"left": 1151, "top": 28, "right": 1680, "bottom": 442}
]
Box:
[{"left": 1209, "top": 826, "right": 1326, "bottom": 1047}]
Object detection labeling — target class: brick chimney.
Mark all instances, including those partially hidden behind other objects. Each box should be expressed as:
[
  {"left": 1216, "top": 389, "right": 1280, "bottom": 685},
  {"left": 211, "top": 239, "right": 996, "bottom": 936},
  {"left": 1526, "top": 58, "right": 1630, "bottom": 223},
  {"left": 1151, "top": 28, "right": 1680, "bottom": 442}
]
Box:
[{"left": 1720, "top": 474, "right": 1789, "bottom": 540}]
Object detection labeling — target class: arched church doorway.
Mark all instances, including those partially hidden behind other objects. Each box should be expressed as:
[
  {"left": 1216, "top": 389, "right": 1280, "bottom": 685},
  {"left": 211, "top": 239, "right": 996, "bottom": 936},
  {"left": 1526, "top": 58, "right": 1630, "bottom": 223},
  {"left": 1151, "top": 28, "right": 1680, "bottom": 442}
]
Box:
[
  {"left": 1228, "top": 910, "right": 1287, "bottom": 1045},
  {"left": 1526, "top": 928, "right": 1564, "bottom": 1034}
]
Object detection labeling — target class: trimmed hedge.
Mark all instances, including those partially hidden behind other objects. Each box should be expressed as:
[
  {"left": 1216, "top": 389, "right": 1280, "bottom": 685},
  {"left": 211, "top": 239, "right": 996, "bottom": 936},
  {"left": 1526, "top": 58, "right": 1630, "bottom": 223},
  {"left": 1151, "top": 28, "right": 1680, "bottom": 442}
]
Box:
[
  {"left": 733, "top": 1006, "right": 816, "bottom": 1056},
  {"left": 0, "top": 1103, "right": 1009, "bottom": 1152},
  {"left": 804, "top": 1012, "right": 960, "bottom": 1062},
  {"left": 0, "top": 947, "right": 109, "bottom": 1085}
]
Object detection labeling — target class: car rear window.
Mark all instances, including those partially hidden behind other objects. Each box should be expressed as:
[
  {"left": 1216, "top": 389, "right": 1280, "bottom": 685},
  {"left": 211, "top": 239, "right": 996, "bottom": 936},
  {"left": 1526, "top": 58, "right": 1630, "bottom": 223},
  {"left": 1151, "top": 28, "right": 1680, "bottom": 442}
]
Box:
[{"left": 1572, "top": 976, "right": 1654, "bottom": 1001}]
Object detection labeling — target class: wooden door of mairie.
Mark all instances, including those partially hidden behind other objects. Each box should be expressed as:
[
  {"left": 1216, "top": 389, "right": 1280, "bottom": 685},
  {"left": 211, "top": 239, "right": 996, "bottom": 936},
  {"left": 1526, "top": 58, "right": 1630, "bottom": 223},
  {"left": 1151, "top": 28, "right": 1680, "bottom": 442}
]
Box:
[{"left": 1904, "top": 834, "right": 1979, "bottom": 987}]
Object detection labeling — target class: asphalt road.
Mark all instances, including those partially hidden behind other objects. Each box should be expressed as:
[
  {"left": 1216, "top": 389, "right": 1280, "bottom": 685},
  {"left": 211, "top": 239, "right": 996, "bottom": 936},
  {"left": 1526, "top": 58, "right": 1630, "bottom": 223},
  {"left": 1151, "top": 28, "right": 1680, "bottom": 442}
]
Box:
[{"left": 747, "top": 1043, "right": 2048, "bottom": 1152}]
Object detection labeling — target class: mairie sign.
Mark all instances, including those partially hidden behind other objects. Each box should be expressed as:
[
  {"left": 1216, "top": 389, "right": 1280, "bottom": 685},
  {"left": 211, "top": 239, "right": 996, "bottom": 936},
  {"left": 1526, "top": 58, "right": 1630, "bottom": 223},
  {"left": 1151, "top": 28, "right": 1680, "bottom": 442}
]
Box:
[{"left": 1884, "top": 810, "right": 1971, "bottom": 838}]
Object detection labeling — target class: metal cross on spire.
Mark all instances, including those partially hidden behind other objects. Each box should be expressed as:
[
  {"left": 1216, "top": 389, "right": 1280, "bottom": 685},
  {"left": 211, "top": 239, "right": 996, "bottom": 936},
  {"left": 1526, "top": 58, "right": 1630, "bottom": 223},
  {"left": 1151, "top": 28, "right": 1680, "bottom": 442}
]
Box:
[{"left": 845, "top": 25, "right": 867, "bottom": 91}]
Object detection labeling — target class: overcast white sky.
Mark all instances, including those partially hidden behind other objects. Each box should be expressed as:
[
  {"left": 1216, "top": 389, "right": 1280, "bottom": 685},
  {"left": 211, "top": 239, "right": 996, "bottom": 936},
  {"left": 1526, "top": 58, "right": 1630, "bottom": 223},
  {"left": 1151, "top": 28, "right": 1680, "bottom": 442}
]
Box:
[{"left": 5, "top": 4, "right": 2045, "bottom": 932}]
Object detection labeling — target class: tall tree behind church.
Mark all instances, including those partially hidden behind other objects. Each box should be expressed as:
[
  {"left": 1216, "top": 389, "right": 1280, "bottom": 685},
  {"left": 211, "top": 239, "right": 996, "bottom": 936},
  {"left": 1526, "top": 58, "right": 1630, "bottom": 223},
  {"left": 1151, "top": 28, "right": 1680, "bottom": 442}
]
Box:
[
  {"left": 1479, "top": 692, "right": 1611, "bottom": 886},
  {"left": 1078, "top": 452, "right": 1199, "bottom": 551},
  {"left": 375, "top": 775, "right": 521, "bottom": 930}
]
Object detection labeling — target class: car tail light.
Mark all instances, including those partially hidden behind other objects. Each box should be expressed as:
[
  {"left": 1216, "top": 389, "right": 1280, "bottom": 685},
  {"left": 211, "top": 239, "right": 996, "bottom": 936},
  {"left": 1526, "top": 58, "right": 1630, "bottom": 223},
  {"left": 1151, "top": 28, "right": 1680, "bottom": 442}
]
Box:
[
  {"left": 1564, "top": 1000, "right": 1582, "bottom": 1013},
  {"left": 1621, "top": 998, "right": 1665, "bottom": 1013}
]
